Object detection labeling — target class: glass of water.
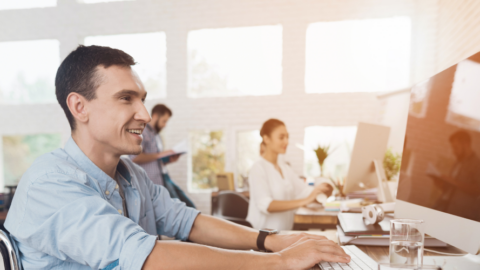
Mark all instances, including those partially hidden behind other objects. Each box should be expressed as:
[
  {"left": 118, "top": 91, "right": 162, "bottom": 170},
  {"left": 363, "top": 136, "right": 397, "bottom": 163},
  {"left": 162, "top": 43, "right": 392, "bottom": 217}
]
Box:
[
  {"left": 389, "top": 219, "right": 425, "bottom": 267},
  {"left": 378, "top": 263, "right": 441, "bottom": 270}
]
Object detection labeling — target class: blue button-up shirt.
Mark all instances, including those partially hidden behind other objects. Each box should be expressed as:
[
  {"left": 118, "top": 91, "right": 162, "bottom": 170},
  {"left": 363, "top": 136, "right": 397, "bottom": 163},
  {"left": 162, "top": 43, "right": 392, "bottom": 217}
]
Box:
[{"left": 5, "top": 137, "right": 200, "bottom": 270}]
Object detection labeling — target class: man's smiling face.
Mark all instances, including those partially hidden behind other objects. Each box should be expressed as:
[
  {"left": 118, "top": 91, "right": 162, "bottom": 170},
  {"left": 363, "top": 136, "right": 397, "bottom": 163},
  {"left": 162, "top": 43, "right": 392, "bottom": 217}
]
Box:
[{"left": 85, "top": 65, "right": 151, "bottom": 156}]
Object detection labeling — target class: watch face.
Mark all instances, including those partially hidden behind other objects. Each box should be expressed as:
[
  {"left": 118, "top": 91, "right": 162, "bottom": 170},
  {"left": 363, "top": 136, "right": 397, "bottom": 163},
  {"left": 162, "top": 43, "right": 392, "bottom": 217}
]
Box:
[{"left": 261, "top": 229, "right": 278, "bottom": 234}]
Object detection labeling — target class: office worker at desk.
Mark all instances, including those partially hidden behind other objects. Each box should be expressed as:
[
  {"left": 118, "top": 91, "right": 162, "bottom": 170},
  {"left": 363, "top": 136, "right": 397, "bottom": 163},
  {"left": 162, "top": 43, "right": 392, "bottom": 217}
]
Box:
[
  {"left": 4, "top": 46, "right": 350, "bottom": 269},
  {"left": 247, "top": 119, "right": 333, "bottom": 230}
]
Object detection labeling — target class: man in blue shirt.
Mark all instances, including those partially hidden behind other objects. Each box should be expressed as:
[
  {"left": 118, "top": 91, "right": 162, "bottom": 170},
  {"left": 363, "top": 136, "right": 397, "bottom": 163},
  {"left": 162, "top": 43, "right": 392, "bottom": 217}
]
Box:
[{"left": 5, "top": 45, "right": 350, "bottom": 270}]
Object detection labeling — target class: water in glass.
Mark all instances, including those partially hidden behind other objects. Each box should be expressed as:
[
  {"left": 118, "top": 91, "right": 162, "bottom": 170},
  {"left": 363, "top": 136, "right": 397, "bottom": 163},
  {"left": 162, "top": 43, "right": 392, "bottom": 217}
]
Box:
[{"left": 389, "top": 240, "right": 423, "bottom": 265}]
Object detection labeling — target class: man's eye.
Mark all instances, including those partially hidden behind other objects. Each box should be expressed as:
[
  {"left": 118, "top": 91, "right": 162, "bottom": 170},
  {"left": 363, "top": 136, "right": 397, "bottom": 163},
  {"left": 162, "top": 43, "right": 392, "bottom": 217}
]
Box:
[{"left": 121, "top": 96, "right": 131, "bottom": 101}]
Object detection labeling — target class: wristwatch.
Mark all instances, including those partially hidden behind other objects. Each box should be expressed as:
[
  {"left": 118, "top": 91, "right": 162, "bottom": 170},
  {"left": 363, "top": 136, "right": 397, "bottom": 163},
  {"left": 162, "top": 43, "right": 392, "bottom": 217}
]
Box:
[{"left": 256, "top": 228, "right": 279, "bottom": 252}]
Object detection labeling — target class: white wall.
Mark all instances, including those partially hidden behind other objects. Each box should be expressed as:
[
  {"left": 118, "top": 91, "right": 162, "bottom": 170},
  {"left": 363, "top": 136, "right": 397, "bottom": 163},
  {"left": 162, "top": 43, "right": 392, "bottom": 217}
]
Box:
[
  {"left": 377, "top": 89, "right": 411, "bottom": 153},
  {"left": 437, "top": 0, "right": 480, "bottom": 73},
  {"left": 0, "top": 0, "right": 442, "bottom": 214}
]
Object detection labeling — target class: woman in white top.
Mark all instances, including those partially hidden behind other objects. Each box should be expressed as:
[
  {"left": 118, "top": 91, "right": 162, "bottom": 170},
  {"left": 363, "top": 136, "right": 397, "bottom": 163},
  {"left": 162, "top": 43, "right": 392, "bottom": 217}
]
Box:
[{"left": 247, "top": 119, "right": 333, "bottom": 230}]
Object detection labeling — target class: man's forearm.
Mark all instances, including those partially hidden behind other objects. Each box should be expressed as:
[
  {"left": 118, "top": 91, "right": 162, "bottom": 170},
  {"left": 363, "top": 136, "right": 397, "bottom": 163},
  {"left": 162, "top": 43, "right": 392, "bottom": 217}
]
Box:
[
  {"left": 143, "top": 215, "right": 352, "bottom": 269},
  {"left": 133, "top": 151, "right": 175, "bottom": 164},
  {"left": 142, "top": 241, "right": 282, "bottom": 270},
  {"left": 188, "top": 214, "right": 260, "bottom": 250},
  {"left": 132, "top": 153, "right": 161, "bottom": 164}
]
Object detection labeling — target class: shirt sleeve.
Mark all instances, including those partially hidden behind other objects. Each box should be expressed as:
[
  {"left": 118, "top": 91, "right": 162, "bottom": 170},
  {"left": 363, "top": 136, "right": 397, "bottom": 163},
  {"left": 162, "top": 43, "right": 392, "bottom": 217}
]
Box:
[
  {"left": 287, "top": 166, "right": 313, "bottom": 199},
  {"left": 143, "top": 170, "right": 200, "bottom": 240},
  {"left": 248, "top": 163, "right": 274, "bottom": 214},
  {"left": 5, "top": 172, "right": 158, "bottom": 270}
]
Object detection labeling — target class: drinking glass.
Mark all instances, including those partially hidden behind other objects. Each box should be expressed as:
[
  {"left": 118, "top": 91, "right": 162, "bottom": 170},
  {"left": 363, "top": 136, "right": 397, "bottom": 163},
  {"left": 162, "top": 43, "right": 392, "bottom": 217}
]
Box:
[
  {"left": 389, "top": 219, "right": 425, "bottom": 267},
  {"left": 378, "top": 263, "right": 441, "bottom": 270}
]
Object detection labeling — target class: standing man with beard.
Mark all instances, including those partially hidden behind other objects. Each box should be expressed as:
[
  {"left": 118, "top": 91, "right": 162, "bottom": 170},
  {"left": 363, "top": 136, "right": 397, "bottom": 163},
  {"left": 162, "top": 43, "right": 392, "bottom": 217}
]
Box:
[{"left": 130, "top": 104, "right": 195, "bottom": 208}]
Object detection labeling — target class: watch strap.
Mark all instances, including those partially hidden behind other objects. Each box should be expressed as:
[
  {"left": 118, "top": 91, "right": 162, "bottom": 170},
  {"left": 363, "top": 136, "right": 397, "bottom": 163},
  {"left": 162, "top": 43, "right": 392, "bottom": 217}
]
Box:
[
  {"left": 257, "top": 229, "right": 278, "bottom": 251},
  {"left": 256, "top": 230, "right": 269, "bottom": 251}
]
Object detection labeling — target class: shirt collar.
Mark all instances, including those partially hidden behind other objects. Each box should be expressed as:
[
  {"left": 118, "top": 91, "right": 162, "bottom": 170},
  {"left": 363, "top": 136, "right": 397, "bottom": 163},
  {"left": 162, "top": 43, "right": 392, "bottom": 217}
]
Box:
[{"left": 64, "top": 137, "right": 132, "bottom": 194}]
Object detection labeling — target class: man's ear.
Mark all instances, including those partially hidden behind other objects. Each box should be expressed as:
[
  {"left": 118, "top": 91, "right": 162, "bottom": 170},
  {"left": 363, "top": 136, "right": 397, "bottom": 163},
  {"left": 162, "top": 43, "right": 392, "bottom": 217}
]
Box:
[{"left": 66, "top": 92, "right": 89, "bottom": 126}]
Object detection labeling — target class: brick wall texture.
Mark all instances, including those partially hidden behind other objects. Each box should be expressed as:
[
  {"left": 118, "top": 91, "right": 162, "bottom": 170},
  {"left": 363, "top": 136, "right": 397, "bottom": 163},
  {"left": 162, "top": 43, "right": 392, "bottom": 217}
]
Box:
[{"left": 0, "top": 0, "right": 479, "bottom": 214}]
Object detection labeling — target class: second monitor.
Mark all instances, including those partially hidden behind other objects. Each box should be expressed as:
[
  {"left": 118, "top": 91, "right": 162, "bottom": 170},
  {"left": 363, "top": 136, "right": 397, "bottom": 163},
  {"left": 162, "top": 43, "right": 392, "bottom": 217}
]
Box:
[{"left": 343, "top": 122, "right": 391, "bottom": 198}]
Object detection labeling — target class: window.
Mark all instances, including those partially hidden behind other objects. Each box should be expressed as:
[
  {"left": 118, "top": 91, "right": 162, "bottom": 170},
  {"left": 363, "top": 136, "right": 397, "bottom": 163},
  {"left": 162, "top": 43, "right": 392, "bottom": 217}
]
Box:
[
  {"left": 78, "top": 0, "right": 132, "bottom": 3},
  {"left": 446, "top": 59, "right": 480, "bottom": 131},
  {"left": 189, "top": 130, "right": 225, "bottom": 190},
  {"left": 188, "top": 25, "right": 282, "bottom": 98},
  {"left": 305, "top": 17, "right": 411, "bottom": 94},
  {"left": 303, "top": 126, "right": 357, "bottom": 180},
  {"left": 2, "top": 134, "right": 62, "bottom": 188},
  {"left": 84, "top": 32, "right": 167, "bottom": 99},
  {"left": 409, "top": 78, "right": 432, "bottom": 118},
  {"left": 0, "top": 39, "right": 60, "bottom": 104},
  {"left": 236, "top": 130, "right": 262, "bottom": 188},
  {"left": 0, "top": 0, "right": 56, "bottom": 10}
]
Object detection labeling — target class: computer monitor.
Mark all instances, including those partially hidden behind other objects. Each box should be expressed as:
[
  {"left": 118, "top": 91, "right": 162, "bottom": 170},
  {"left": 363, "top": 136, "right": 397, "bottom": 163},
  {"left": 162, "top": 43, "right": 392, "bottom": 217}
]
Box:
[
  {"left": 395, "top": 51, "right": 480, "bottom": 256},
  {"left": 343, "top": 122, "right": 390, "bottom": 194}
]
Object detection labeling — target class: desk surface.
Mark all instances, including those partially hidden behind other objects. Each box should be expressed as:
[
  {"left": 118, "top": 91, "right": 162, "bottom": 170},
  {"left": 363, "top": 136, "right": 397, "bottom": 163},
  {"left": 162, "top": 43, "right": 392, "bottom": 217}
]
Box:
[
  {"left": 294, "top": 207, "right": 339, "bottom": 230},
  {"left": 281, "top": 230, "right": 467, "bottom": 269}
]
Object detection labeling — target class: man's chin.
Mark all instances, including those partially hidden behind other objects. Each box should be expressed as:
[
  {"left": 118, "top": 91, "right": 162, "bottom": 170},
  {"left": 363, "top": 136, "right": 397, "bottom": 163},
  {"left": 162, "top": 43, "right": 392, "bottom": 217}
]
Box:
[{"left": 123, "top": 145, "right": 143, "bottom": 156}]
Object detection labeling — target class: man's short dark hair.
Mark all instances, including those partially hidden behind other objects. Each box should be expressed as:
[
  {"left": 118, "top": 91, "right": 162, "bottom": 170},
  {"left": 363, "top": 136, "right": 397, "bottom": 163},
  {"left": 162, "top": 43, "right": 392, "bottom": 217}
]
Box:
[
  {"left": 55, "top": 45, "right": 136, "bottom": 130},
  {"left": 449, "top": 130, "right": 471, "bottom": 145},
  {"left": 151, "top": 104, "right": 172, "bottom": 117}
]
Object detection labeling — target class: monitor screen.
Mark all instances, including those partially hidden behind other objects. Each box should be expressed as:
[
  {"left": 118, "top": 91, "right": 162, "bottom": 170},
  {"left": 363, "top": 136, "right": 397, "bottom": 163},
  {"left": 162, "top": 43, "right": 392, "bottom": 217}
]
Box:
[{"left": 397, "top": 53, "right": 480, "bottom": 222}]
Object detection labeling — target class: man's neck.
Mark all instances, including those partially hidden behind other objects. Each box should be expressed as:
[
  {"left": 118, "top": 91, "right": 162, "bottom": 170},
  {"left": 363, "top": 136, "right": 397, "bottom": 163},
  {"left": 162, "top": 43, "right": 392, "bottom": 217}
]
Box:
[{"left": 72, "top": 132, "right": 119, "bottom": 179}]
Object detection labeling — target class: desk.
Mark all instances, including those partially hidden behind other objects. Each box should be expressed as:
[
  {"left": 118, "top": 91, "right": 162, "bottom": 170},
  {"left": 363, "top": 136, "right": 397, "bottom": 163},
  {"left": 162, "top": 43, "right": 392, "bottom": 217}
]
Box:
[
  {"left": 281, "top": 230, "right": 467, "bottom": 270},
  {"left": 294, "top": 207, "right": 339, "bottom": 230}
]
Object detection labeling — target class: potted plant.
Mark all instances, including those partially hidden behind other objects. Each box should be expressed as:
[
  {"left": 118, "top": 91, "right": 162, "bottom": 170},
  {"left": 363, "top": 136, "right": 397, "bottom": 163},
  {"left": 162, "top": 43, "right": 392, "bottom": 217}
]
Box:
[
  {"left": 383, "top": 148, "right": 402, "bottom": 181},
  {"left": 313, "top": 145, "right": 346, "bottom": 198},
  {"left": 383, "top": 148, "right": 402, "bottom": 198},
  {"left": 313, "top": 145, "right": 330, "bottom": 177}
]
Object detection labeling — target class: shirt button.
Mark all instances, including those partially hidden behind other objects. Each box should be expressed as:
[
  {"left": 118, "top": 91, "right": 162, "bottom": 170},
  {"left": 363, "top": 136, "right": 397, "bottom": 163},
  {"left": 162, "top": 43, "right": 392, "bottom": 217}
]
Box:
[
  {"left": 105, "top": 190, "right": 110, "bottom": 195},
  {"left": 115, "top": 185, "right": 119, "bottom": 190},
  {"left": 118, "top": 209, "right": 122, "bottom": 214}
]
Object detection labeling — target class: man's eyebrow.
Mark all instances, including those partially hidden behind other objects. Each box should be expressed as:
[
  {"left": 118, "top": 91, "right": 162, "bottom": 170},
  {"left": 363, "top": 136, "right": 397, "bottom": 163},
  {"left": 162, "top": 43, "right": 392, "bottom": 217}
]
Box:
[{"left": 113, "top": 89, "right": 147, "bottom": 99}]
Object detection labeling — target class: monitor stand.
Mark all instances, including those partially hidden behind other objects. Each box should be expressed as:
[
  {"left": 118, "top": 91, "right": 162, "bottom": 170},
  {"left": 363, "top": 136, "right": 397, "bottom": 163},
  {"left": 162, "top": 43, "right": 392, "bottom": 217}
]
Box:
[
  {"left": 423, "top": 253, "right": 480, "bottom": 269},
  {"left": 373, "top": 159, "right": 394, "bottom": 203}
]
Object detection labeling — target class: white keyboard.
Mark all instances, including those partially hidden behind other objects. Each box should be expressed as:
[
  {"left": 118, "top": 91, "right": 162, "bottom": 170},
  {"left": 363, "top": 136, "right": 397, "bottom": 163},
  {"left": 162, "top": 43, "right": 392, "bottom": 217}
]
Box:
[{"left": 318, "top": 245, "right": 378, "bottom": 270}]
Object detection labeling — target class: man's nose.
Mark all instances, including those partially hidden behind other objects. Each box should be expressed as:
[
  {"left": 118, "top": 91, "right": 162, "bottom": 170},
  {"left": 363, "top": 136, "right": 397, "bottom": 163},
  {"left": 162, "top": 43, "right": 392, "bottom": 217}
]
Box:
[{"left": 136, "top": 103, "right": 151, "bottom": 123}]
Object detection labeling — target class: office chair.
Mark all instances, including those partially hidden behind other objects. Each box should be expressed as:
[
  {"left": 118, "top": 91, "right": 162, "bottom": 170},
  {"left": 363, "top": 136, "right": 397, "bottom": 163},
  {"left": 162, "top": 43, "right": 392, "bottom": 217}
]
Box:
[
  {"left": 0, "top": 230, "right": 20, "bottom": 270},
  {"left": 212, "top": 191, "right": 252, "bottom": 227}
]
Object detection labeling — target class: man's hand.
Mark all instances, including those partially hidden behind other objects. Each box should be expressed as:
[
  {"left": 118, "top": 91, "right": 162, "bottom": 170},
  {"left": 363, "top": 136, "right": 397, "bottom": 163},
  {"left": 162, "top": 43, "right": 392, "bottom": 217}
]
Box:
[
  {"left": 157, "top": 150, "right": 175, "bottom": 159},
  {"left": 276, "top": 236, "right": 350, "bottom": 270},
  {"left": 265, "top": 232, "right": 334, "bottom": 253},
  {"left": 168, "top": 154, "right": 181, "bottom": 163},
  {"left": 173, "top": 215, "right": 350, "bottom": 270}
]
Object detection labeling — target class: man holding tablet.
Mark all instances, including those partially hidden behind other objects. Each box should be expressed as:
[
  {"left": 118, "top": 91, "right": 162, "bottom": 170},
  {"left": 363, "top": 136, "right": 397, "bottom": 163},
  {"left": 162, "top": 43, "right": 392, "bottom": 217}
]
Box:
[{"left": 129, "top": 104, "right": 195, "bottom": 208}]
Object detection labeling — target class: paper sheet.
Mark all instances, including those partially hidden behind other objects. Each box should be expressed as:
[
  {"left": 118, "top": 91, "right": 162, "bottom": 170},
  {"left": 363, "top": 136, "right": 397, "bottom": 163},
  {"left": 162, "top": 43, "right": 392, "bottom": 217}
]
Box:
[{"left": 172, "top": 139, "right": 188, "bottom": 154}]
